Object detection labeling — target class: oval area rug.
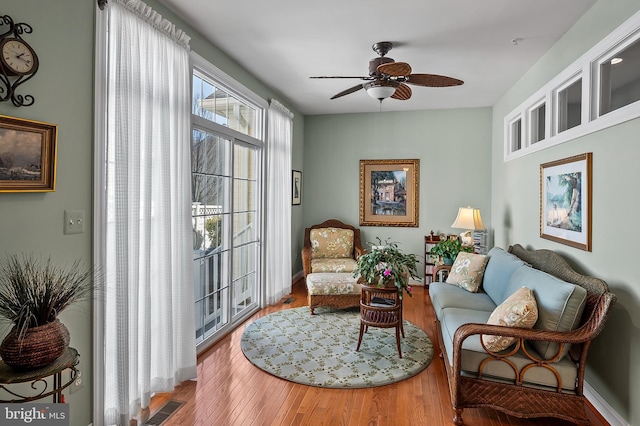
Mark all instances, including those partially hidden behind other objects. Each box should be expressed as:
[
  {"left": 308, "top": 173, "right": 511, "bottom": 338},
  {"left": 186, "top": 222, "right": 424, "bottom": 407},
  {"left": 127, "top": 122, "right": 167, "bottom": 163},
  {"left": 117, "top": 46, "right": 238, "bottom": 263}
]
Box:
[{"left": 240, "top": 306, "right": 434, "bottom": 388}]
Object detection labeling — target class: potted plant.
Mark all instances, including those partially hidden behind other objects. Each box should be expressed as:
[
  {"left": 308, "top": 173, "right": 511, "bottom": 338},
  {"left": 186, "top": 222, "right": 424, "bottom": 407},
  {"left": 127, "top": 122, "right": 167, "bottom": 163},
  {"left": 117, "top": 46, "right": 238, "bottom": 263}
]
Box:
[
  {"left": 429, "top": 238, "right": 473, "bottom": 265},
  {"left": 0, "top": 254, "right": 96, "bottom": 370},
  {"left": 353, "top": 237, "right": 419, "bottom": 298}
]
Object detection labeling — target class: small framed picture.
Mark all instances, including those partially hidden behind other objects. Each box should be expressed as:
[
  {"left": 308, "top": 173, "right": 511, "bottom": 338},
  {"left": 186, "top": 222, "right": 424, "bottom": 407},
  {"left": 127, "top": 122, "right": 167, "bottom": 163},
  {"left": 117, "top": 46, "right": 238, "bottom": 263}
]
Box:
[
  {"left": 292, "top": 170, "right": 302, "bottom": 205},
  {"left": 0, "top": 115, "right": 58, "bottom": 192}
]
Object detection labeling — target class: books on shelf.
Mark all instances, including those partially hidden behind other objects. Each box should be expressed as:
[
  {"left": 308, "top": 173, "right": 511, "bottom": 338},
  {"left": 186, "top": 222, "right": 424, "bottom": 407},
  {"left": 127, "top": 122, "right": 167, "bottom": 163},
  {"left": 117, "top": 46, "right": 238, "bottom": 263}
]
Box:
[
  {"left": 424, "top": 232, "right": 441, "bottom": 284},
  {"left": 473, "top": 230, "right": 487, "bottom": 255}
]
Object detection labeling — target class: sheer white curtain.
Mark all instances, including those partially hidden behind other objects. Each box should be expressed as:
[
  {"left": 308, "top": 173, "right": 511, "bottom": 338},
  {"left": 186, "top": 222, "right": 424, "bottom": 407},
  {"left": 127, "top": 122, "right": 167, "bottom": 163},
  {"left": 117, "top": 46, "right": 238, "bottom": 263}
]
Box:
[
  {"left": 265, "top": 100, "right": 294, "bottom": 305},
  {"left": 102, "top": 1, "right": 196, "bottom": 424}
]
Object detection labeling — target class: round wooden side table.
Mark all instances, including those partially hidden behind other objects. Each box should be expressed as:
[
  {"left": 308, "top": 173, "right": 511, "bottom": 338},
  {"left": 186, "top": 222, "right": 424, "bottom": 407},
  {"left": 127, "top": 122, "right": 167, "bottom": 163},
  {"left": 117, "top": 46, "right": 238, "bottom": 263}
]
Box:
[
  {"left": 0, "top": 347, "right": 79, "bottom": 403},
  {"left": 356, "top": 285, "right": 405, "bottom": 358}
]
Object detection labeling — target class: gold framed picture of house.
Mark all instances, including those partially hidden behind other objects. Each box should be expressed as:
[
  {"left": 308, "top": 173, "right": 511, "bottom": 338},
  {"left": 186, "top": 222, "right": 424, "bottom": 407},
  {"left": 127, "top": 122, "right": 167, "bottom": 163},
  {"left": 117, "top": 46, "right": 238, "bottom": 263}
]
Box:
[
  {"left": 540, "top": 152, "right": 592, "bottom": 251},
  {"left": 0, "top": 115, "right": 58, "bottom": 193},
  {"left": 359, "top": 159, "right": 419, "bottom": 227}
]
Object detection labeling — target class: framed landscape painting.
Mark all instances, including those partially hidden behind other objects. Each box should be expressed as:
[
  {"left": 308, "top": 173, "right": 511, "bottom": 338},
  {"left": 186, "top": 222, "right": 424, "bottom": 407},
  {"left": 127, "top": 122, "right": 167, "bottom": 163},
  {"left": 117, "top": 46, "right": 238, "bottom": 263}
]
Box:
[
  {"left": 540, "top": 153, "right": 592, "bottom": 251},
  {"left": 359, "top": 159, "right": 419, "bottom": 227},
  {"left": 0, "top": 115, "right": 58, "bottom": 192}
]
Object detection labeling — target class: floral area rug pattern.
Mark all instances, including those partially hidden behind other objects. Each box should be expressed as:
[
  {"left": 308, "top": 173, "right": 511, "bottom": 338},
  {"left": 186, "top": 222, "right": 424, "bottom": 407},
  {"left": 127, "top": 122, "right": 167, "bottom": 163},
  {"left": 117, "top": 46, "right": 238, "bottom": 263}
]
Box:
[{"left": 240, "top": 306, "right": 434, "bottom": 388}]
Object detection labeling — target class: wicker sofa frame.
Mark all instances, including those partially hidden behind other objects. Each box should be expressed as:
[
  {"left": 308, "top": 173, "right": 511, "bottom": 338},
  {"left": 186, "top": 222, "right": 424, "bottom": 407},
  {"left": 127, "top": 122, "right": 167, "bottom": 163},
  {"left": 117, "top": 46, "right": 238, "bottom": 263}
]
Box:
[
  {"left": 301, "top": 218, "right": 365, "bottom": 278},
  {"left": 434, "top": 244, "right": 617, "bottom": 425}
]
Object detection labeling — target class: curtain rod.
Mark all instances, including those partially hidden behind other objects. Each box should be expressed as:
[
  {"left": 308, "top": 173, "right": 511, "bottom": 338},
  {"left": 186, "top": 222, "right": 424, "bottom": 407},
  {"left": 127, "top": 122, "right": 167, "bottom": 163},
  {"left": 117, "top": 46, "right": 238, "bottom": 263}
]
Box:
[{"left": 98, "top": 0, "right": 107, "bottom": 10}]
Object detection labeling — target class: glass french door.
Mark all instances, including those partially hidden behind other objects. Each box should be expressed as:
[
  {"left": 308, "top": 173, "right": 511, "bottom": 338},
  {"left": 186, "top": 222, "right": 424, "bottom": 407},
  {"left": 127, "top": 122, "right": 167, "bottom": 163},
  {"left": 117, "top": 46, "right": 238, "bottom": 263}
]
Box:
[{"left": 192, "top": 129, "right": 260, "bottom": 347}]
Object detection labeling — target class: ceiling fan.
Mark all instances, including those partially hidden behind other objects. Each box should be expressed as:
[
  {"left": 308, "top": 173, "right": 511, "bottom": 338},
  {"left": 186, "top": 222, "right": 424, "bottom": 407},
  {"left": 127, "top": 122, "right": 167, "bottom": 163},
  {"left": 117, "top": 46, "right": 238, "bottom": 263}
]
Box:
[{"left": 310, "top": 41, "right": 463, "bottom": 102}]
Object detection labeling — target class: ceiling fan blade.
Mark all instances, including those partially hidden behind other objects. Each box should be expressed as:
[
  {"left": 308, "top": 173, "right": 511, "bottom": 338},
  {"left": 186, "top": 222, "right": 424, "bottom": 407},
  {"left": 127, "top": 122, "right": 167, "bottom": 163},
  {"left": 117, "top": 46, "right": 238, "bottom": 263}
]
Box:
[
  {"left": 310, "top": 76, "right": 370, "bottom": 79},
  {"left": 330, "top": 83, "right": 365, "bottom": 100},
  {"left": 391, "top": 83, "right": 412, "bottom": 100},
  {"left": 406, "top": 73, "right": 464, "bottom": 87},
  {"left": 377, "top": 61, "right": 412, "bottom": 77}
]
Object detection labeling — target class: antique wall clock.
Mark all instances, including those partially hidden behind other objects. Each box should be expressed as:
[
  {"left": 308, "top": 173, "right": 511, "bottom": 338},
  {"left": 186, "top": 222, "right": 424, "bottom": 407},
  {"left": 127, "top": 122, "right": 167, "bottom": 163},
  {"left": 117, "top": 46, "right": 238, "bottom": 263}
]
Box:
[{"left": 0, "top": 14, "right": 39, "bottom": 107}]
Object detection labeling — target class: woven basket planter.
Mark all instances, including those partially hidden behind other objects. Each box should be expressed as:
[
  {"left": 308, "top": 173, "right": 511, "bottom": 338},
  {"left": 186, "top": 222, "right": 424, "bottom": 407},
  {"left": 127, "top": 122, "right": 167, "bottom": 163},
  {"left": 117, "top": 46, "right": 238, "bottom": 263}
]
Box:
[{"left": 0, "top": 319, "right": 70, "bottom": 370}]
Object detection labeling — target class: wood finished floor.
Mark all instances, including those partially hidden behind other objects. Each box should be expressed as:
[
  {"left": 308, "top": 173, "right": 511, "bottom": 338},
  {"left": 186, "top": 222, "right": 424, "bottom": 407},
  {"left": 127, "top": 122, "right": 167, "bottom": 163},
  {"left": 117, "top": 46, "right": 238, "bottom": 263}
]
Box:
[{"left": 149, "top": 279, "right": 608, "bottom": 426}]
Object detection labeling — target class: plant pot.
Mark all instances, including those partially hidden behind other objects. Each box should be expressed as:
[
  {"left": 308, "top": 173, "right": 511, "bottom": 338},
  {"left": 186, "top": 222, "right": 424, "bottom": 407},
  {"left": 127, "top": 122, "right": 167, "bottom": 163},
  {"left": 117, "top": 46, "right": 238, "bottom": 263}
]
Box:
[
  {"left": 0, "top": 319, "right": 70, "bottom": 370},
  {"left": 443, "top": 257, "right": 454, "bottom": 266}
]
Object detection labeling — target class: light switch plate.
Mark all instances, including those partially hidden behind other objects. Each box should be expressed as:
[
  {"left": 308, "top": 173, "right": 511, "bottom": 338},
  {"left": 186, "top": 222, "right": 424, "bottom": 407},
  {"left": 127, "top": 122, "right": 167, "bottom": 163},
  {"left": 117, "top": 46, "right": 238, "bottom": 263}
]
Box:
[{"left": 64, "top": 210, "right": 85, "bottom": 235}]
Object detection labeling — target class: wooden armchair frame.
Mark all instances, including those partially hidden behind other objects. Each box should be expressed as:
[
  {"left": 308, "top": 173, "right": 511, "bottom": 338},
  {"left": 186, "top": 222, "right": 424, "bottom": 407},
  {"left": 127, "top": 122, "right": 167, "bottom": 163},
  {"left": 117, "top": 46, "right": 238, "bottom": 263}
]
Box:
[{"left": 301, "top": 219, "right": 365, "bottom": 278}]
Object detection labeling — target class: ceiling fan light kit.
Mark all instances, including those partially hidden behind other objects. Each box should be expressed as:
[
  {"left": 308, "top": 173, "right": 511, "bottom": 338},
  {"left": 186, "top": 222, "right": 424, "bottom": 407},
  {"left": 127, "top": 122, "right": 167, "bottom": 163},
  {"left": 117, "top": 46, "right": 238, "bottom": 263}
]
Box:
[
  {"left": 365, "top": 81, "right": 397, "bottom": 101},
  {"left": 310, "top": 41, "right": 463, "bottom": 104}
]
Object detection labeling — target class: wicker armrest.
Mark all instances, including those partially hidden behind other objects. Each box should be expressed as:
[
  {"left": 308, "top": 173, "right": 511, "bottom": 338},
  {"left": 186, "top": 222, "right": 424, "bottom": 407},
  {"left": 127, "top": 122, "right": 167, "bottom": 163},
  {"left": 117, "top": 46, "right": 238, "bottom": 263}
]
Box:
[
  {"left": 301, "top": 246, "right": 312, "bottom": 277},
  {"left": 453, "top": 292, "right": 615, "bottom": 356},
  {"left": 453, "top": 323, "right": 590, "bottom": 351}
]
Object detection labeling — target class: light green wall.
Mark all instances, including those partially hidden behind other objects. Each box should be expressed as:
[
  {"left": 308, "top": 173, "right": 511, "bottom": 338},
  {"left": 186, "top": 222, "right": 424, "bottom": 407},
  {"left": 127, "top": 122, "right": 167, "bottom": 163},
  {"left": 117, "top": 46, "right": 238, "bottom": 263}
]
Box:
[
  {"left": 0, "top": 1, "right": 95, "bottom": 423},
  {"left": 491, "top": 0, "right": 640, "bottom": 423},
  {"left": 303, "top": 108, "right": 493, "bottom": 273},
  {"left": 0, "top": 1, "right": 304, "bottom": 425}
]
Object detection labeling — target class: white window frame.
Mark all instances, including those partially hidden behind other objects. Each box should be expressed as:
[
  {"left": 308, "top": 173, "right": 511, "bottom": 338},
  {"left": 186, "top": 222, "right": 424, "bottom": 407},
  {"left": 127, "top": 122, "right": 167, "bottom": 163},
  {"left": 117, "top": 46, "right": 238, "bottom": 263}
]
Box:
[
  {"left": 190, "top": 52, "right": 268, "bottom": 354},
  {"left": 552, "top": 73, "right": 583, "bottom": 135},
  {"left": 528, "top": 97, "right": 548, "bottom": 144},
  {"left": 504, "top": 8, "right": 640, "bottom": 161}
]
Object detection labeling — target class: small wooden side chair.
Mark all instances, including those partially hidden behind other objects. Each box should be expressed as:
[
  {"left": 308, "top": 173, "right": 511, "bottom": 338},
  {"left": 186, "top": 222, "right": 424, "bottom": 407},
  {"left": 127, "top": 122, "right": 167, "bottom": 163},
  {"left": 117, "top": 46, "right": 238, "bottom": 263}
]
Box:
[{"left": 356, "top": 285, "right": 404, "bottom": 358}]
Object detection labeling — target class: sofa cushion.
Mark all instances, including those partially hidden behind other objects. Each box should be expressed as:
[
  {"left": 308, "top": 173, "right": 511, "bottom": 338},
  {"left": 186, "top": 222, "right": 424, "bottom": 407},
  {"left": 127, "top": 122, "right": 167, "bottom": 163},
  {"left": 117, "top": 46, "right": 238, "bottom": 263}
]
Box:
[
  {"left": 504, "top": 266, "right": 587, "bottom": 360},
  {"left": 429, "top": 282, "right": 496, "bottom": 320},
  {"left": 445, "top": 252, "right": 489, "bottom": 292},
  {"left": 482, "top": 247, "right": 526, "bottom": 305},
  {"left": 310, "top": 227, "right": 354, "bottom": 259},
  {"left": 440, "top": 307, "right": 578, "bottom": 391},
  {"left": 482, "top": 286, "right": 538, "bottom": 352},
  {"left": 310, "top": 258, "right": 358, "bottom": 274}
]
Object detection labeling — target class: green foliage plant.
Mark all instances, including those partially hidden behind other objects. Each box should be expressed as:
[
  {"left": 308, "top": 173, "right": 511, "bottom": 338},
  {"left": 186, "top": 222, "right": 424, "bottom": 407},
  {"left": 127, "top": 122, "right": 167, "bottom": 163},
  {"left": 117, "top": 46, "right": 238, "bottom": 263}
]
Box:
[
  {"left": 429, "top": 238, "right": 473, "bottom": 263},
  {"left": 353, "top": 237, "right": 419, "bottom": 298}
]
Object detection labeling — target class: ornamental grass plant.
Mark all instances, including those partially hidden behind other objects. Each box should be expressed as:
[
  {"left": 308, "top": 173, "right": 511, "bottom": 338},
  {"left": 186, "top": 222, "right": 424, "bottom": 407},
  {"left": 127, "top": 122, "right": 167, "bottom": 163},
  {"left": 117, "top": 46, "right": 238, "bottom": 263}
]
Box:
[{"left": 0, "top": 254, "right": 96, "bottom": 340}]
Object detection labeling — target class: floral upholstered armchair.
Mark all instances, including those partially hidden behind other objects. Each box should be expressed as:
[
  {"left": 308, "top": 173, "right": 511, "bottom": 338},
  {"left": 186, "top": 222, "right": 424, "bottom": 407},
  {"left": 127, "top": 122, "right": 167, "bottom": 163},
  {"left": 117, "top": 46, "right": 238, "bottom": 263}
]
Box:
[{"left": 302, "top": 219, "right": 365, "bottom": 278}]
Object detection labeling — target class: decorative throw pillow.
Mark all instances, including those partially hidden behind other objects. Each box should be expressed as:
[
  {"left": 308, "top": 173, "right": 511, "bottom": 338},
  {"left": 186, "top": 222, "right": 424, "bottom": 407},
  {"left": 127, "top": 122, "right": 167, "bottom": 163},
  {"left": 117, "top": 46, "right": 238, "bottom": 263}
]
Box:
[
  {"left": 482, "top": 286, "right": 538, "bottom": 352},
  {"left": 445, "top": 252, "right": 489, "bottom": 292}
]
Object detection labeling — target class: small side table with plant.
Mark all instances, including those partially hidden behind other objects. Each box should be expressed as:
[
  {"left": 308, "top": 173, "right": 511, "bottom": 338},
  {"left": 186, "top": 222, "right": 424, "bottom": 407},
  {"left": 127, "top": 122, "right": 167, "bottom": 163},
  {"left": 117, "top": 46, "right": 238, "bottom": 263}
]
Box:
[
  {"left": 353, "top": 237, "right": 420, "bottom": 299},
  {"left": 429, "top": 237, "right": 474, "bottom": 282}
]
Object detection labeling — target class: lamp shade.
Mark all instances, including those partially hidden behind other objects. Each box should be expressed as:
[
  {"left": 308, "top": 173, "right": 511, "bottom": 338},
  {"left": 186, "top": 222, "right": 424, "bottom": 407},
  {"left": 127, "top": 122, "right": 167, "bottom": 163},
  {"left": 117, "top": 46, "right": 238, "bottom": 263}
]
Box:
[
  {"left": 365, "top": 81, "right": 397, "bottom": 100},
  {"left": 451, "top": 206, "right": 485, "bottom": 231}
]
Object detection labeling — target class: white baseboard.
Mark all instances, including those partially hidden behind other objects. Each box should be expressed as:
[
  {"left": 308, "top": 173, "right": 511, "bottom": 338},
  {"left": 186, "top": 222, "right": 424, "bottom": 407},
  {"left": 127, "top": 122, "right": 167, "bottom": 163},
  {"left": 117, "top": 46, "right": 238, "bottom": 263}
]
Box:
[{"left": 584, "top": 380, "right": 628, "bottom": 426}]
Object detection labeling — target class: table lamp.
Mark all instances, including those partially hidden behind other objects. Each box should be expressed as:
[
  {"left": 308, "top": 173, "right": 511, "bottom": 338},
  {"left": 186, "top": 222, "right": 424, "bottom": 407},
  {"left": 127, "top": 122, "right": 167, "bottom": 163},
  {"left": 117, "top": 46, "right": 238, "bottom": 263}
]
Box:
[{"left": 451, "top": 206, "right": 485, "bottom": 246}]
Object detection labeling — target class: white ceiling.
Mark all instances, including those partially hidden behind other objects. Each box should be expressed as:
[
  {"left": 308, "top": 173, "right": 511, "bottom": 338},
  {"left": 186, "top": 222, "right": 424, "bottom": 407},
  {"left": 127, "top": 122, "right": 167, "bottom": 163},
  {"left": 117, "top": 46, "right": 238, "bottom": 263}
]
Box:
[{"left": 158, "top": 0, "right": 597, "bottom": 116}]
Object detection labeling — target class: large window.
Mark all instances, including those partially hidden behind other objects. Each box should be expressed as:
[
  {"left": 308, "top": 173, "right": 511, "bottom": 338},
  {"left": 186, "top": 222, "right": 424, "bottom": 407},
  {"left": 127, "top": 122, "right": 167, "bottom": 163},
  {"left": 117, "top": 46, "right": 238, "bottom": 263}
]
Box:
[{"left": 191, "top": 55, "right": 266, "bottom": 350}]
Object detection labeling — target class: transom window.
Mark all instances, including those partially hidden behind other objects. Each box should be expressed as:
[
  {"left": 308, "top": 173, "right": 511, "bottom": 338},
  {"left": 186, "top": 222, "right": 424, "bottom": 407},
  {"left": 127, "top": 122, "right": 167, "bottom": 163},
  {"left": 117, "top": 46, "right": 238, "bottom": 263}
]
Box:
[{"left": 504, "top": 9, "right": 640, "bottom": 161}]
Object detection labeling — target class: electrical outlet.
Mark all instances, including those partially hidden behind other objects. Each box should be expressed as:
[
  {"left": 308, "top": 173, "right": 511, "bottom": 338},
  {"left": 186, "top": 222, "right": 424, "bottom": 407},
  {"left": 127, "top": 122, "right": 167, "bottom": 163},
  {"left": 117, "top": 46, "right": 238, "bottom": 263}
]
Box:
[
  {"left": 70, "top": 369, "right": 83, "bottom": 393},
  {"left": 64, "top": 210, "right": 85, "bottom": 235}
]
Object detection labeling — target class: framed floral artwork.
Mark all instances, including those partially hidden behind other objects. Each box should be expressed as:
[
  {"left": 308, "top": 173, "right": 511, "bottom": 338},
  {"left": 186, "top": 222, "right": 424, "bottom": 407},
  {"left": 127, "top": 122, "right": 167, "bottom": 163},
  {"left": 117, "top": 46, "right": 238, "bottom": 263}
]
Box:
[
  {"left": 0, "top": 115, "right": 58, "bottom": 193},
  {"left": 540, "top": 153, "right": 592, "bottom": 251},
  {"left": 359, "top": 159, "right": 419, "bottom": 227}
]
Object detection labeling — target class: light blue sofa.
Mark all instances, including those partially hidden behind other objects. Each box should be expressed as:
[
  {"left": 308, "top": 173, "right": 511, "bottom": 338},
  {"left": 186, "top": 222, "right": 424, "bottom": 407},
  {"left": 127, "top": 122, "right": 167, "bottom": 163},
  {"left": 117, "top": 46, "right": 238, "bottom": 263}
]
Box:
[{"left": 429, "top": 244, "right": 616, "bottom": 425}]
